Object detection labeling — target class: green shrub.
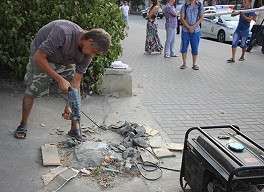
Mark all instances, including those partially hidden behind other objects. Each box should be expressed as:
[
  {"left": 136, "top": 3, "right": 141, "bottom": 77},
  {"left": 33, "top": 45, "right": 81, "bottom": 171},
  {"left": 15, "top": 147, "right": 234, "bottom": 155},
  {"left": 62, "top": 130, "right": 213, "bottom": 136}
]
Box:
[{"left": 0, "top": 0, "right": 126, "bottom": 93}]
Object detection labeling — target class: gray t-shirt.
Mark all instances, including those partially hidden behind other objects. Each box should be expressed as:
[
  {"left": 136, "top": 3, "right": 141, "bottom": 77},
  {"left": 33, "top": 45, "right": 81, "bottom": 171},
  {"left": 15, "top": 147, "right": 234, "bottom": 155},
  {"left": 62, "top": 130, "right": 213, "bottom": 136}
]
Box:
[{"left": 30, "top": 20, "right": 92, "bottom": 74}]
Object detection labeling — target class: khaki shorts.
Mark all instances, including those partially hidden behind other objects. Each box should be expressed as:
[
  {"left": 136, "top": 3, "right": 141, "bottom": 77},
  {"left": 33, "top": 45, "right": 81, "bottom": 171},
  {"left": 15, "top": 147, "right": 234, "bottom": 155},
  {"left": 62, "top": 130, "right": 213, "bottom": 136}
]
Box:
[{"left": 24, "top": 56, "right": 75, "bottom": 98}]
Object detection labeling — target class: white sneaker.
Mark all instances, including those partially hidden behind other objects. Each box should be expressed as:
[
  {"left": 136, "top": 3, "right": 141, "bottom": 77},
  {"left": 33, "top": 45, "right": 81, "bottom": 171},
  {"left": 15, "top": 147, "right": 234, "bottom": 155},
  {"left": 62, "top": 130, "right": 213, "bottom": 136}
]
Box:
[{"left": 164, "top": 55, "right": 170, "bottom": 58}]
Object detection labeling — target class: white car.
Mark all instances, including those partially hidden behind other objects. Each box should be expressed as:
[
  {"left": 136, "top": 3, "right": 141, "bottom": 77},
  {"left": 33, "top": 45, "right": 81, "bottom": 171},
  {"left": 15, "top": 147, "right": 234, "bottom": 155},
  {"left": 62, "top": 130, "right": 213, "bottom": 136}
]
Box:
[
  {"left": 201, "top": 13, "right": 254, "bottom": 42},
  {"left": 204, "top": 5, "right": 235, "bottom": 12}
]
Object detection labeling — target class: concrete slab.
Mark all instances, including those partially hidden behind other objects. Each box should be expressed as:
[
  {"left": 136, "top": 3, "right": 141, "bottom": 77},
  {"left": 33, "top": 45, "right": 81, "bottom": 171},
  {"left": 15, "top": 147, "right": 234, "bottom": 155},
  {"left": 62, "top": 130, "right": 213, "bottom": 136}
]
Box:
[
  {"left": 139, "top": 147, "right": 159, "bottom": 164},
  {"left": 102, "top": 67, "right": 132, "bottom": 97},
  {"left": 167, "top": 143, "right": 184, "bottom": 151},
  {"left": 40, "top": 168, "right": 79, "bottom": 192},
  {"left": 42, "top": 166, "right": 68, "bottom": 185},
  {"left": 149, "top": 136, "right": 166, "bottom": 148},
  {"left": 41, "top": 144, "right": 61, "bottom": 166},
  {"left": 144, "top": 124, "right": 160, "bottom": 136},
  {"left": 152, "top": 147, "right": 176, "bottom": 158}
]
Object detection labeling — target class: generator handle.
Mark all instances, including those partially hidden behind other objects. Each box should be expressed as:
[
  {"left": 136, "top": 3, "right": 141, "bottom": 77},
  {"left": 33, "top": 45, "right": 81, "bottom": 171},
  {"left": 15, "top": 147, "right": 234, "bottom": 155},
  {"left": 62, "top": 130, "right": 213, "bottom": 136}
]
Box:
[
  {"left": 227, "top": 166, "right": 264, "bottom": 191},
  {"left": 186, "top": 125, "right": 264, "bottom": 155},
  {"left": 185, "top": 125, "right": 244, "bottom": 166},
  {"left": 229, "top": 125, "right": 264, "bottom": 152}
]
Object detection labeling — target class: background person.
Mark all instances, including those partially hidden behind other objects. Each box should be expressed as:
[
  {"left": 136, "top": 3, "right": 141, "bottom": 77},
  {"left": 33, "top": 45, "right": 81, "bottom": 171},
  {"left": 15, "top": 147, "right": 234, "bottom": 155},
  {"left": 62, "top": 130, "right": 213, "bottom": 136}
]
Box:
[
  {"left": 144, "top": 0, "right": 163, "bottom": 54},
  {"left": 121, "top": 1, "right": 130, "bottom": 28},
  {"left": 227, "top": 0, "right": 254, "bottom": 63},
  {"left": 246, "top": 0, "right": 264, "bottom": 53},
  {"left": 14, "top": 20, "right": 111, "bottom": 141},
  {"left": 175, "top": 2, "right": 183, "bottom": 34},
  {"left": 180, "top": 0, "right": 204, "bottom": 70},
  {"left": 164, "top": 0, "right": 180, "bottom": 58}
]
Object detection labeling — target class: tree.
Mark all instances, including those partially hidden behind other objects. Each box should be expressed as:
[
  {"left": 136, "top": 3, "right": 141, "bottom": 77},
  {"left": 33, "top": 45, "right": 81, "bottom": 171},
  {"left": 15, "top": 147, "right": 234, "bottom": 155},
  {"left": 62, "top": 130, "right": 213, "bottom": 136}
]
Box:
[{"left": 0, "top": 0, "right": 126, "bottom": 93}]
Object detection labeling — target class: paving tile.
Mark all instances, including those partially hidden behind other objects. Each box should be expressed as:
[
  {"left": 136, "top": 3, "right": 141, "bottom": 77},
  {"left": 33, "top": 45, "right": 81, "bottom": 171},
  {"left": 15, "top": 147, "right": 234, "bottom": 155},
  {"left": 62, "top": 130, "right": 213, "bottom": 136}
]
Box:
[
  {"left": 119, "top": 15, "right": 264, "bottom": 148},
  {"left": 41, "top": 144, "right": 61, "bottom": 166}
]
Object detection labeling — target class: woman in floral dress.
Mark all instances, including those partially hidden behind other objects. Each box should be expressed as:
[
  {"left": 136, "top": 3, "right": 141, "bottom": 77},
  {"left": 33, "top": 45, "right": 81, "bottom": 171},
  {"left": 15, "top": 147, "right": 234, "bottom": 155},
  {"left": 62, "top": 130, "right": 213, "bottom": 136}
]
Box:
[{"left": 144, "top": 0, "right": 163, "bottom": 54}]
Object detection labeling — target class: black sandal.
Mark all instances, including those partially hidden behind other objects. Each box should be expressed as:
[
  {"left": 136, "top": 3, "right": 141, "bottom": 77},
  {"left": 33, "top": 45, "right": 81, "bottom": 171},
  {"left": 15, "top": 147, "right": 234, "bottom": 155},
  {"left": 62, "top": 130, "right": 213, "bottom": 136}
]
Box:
[
  {"left": 14, "top": 125, "right": 27, "bottom": 139},
  {"left": 68, "top": 129, "right": 86, "bottom": 141},
  {"left": 227, "top": 58, "right": 235, "bottom": 63}
]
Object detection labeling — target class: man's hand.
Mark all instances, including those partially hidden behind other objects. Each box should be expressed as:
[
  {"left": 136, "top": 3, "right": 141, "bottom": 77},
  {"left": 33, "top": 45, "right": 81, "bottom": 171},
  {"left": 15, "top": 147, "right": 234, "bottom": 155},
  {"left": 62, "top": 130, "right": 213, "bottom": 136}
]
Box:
[
  {"left": 188, "top": 26, "right": 195, "bottom": 33},
  {"left": 63, "top": 102, "right": 72, "bottom": 120},
  {"left": 34, "top": 50, "right": 70, "bottom": 93},
  {"left": 58, "top": 78, "right": 71, "bottom": 94}
]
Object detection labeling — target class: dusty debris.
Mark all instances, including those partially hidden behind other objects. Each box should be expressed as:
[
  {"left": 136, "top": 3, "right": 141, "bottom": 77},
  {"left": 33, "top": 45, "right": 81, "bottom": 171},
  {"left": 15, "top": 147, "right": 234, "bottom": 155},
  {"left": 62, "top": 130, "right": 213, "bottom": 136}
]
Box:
[
  {"left": 80, "top": 168, "right": 91, "bottom": 175},
  {"left": 56, "top": 121, "right": 179, "bottom": 189},
  {"left": 49, "top": 131, "right": 57, "bottom": 135},
  {"left": 98, "top": 176, "right": 111, "bottom": 188},
  {"left": 101, "top": 167, "right": 123, "bottom": 173},
  {"left": 41, "top": 144, "right": 61, "bottom": 166},
  {"left": 41, "top": 123, "right": 46, "bottom": 127},
  {"left": 110, "top": 121, "right": 125, "bottom": 129}
]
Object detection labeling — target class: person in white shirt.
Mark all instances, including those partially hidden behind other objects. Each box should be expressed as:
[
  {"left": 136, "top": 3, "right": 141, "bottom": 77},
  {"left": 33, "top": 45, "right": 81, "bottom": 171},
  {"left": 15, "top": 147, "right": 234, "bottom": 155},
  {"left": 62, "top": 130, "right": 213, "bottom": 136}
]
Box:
[
  {"left": 246, "top": 0, "right": 264, "bottom": 53},
  {"left": 121, "top": 1, "right": 130, "bottom": 28}
]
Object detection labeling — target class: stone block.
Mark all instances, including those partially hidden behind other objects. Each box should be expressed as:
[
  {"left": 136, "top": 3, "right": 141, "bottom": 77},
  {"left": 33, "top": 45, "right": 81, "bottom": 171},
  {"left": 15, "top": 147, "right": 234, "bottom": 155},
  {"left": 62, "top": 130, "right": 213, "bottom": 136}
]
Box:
[
  {"left": 41, "top": 144, "right": 61, "bottom": 166},
  {"left": 101, "top": 67, "right": 132, "bottom": 97}
]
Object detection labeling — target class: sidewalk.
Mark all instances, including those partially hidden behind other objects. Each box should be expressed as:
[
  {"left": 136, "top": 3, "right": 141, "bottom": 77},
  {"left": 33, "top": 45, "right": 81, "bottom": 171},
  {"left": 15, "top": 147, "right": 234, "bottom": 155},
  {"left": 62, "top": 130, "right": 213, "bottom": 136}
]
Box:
[
  {"left": 1, "top": 14, "right": 264, "bottom": 192},
  {"left": 0, "top": 81, "right": 183, "bottom": 192},
  {"left": 123, "top": 15, "right": 264, "bottom": 147}
]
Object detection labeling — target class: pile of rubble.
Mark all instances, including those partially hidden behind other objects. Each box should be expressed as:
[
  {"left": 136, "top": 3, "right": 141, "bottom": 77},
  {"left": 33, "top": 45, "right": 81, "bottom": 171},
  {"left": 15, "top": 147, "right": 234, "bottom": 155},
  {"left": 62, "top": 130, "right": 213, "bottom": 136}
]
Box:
[{"left": 40, "top": 121, "right": 183, "bottom": 191}]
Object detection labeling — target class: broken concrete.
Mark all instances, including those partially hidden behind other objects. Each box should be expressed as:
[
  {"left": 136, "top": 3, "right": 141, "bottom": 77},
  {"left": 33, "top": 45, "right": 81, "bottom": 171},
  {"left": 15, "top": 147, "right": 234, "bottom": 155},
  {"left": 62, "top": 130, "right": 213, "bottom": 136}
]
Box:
[
  {"left": 152, "top": 148, "right": 176, "bottom": 159},
  {"left": 74, "top": 141, "right": 109, "bottom": 168},
  {"left": 40, "top": 168, "right": 79, "bottom": 192},
  {"left": 133, "top": 137, "right": 148, "bottom": 148},
  {"left": 139, "top": 147, "right": 159, "bottom": 164},
  {"left": 167, "top": 143, "right": 184, "bottom": 151},
  {"left": 144, "top": 124, "right": 160, "bottom": 136},
  {"left": 42, "top": 166, "right": 68, "bottom": 185},
  {"left": 56, "top": 121, "right": 180, "bottom": 190},
  {"left": 149, "top": 136, "right": 166, "bottom": 148}
]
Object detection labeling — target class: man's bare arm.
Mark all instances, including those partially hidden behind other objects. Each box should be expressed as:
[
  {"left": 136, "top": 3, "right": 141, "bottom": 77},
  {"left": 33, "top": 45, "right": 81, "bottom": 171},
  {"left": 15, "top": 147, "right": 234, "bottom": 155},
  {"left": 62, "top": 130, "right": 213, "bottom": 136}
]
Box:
[{"left": 33, "top": 49, "right": 70, "bottom": 94}]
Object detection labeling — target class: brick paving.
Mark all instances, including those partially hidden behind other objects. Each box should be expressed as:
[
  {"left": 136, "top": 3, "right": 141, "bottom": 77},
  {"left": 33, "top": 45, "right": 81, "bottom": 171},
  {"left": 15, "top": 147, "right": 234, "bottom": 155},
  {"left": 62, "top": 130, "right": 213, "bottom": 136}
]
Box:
[{"left": 120, "top": 15, "right": 264, "bottom": 146}]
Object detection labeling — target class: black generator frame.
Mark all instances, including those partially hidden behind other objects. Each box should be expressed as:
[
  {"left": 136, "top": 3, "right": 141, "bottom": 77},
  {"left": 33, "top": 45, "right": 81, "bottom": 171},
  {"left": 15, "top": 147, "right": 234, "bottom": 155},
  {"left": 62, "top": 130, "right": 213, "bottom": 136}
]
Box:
[{"left": 180, "top": 125, "right": 264, "bottom": 192}]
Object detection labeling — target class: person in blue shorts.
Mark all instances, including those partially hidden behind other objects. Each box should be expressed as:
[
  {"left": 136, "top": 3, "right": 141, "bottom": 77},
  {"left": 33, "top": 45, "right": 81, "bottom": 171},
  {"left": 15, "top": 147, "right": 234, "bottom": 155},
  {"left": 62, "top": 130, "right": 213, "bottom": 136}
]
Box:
[
  {"left": 227, "top": 0, "right": 254, "bottom": 63},
  {"left": 180, "top": 0, "right": 204, "bottom": 70}
]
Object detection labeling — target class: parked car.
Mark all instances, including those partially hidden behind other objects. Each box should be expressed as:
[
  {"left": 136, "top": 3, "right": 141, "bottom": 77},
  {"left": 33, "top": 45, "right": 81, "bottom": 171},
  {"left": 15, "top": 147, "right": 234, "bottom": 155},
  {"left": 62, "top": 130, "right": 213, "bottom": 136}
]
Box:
[
  {"left": 201, "top": 13, "right": 255, "bottom": 42},
  {"left": 204, "top": 5, "right": 235, "bottom": 12},
  {"left": 141, "top": 7, "right": 164, "bottom": 19}
]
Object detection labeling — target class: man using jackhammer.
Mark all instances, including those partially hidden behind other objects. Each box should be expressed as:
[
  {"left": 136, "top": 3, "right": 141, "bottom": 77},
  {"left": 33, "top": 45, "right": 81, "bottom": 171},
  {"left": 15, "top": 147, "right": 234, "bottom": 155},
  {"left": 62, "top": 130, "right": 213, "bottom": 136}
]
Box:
[{"left": 14, "top": 20, "right": 111, "bottom": 141}]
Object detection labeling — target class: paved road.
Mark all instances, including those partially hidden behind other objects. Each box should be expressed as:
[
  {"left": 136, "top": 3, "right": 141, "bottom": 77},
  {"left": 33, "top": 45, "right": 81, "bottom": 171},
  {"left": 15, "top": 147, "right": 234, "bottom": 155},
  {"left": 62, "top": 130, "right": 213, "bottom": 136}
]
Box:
[{"left": 121, "top": 14, "right": 264, "bottom": 146}]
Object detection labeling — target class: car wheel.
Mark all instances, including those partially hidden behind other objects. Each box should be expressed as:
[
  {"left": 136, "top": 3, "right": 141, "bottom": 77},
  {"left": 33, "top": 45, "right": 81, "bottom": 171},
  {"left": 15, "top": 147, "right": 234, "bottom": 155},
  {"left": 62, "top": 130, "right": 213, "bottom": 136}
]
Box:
[
  {"left": 217, "top": 30, "right": 225, "bottom": 43},
  {"left": 159, "top": 16, "right": 163, "bottom": 19},
  {"left": 143, "top": 13, "right": 147, "bottom": 18}
]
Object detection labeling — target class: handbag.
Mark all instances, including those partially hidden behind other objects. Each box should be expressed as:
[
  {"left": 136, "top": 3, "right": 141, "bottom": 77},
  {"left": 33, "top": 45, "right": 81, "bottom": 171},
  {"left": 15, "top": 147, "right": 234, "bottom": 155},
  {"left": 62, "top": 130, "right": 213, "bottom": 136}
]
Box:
[
  {"left": 251, "top": 25, "right": 261, "bottom": 33},
  {"left": 251, "top": 18, "right": 264, "bottom": 33}
]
